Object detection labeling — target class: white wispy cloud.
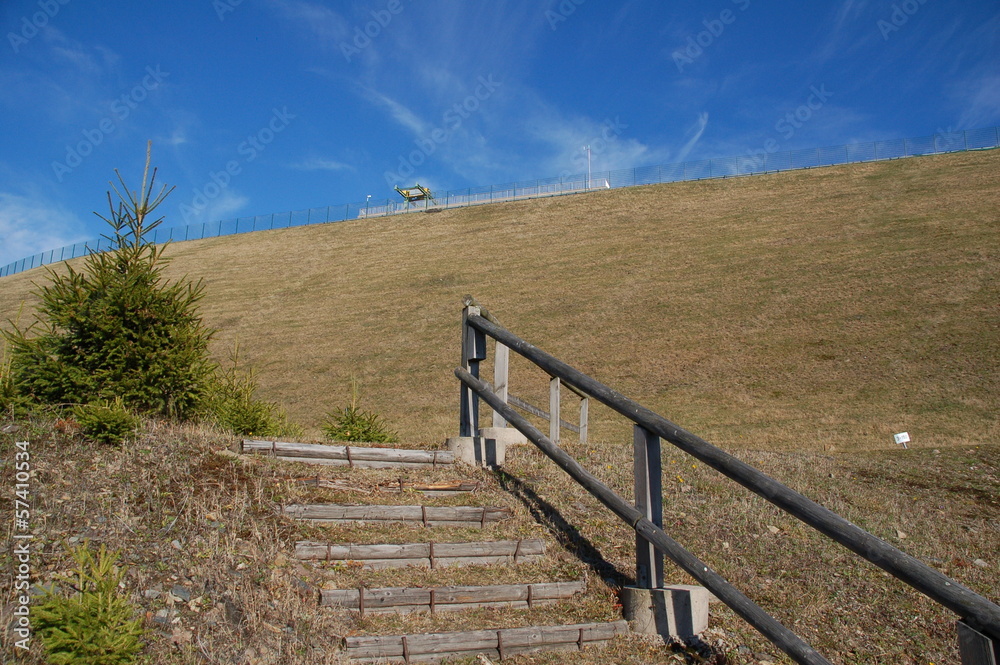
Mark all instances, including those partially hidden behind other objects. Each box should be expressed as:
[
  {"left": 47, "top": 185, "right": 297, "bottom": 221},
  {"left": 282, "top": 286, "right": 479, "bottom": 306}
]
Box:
[
  {"left": 266, "top": 0, "right": 350, "bottom": 43},
  {"left": 0, "top": 192, "right": 87, "bottom": 267},
  {"left": 955, "top": 74, "right": 1000, "bottom": 130},
  {"left": 289, "top": 157, "right": 355, "bottom": 172},
  {"left": 676, "top": 113, "right": 709, "bottom": 163},
  {"left": 362, "top": 88, "right": 431, "bottom": 137},
  {"left": 200, "top": 189, "right": 249, "bottom": 223},
  {"left": 810, "top": 0, "right": 878, "bottom": 65},
  {"left": 173, "top": 189, "right": 249, "bottom": 227}
]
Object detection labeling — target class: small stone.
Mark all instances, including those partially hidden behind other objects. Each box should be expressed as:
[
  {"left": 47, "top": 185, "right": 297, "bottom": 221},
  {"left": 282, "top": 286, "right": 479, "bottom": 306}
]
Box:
[
  {"left": 171, "top": 585, "right": 191, "bottom": 602},
  {"left": 171, "top": 628, "right": 193, "bottom": 645},
  {"left": 973, "top": 559, "right": 989, "bottom": 568},
  {"left": 896, "top": 529, "right": 907, "bottom": 540},
  {"left": 143, "top": 589, "right": 161, "bottom": 600},
  {"left": 171, "top": 539, "right": 183, "bottom": 551},
  {"left": 153, "top": 609, "right": 174, "bottom": 625},
  {"left": 767, "top": 526, "right": 780, "bottom": 535},
  {"left": 722, "top": 541, "right": 730, "bottom": 550}
]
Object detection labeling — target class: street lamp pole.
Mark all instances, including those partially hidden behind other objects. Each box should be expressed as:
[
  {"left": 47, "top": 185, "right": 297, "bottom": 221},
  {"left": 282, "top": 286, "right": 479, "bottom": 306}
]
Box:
[{"left": 366, "top": 194, "right": 371, "bottom": 217}]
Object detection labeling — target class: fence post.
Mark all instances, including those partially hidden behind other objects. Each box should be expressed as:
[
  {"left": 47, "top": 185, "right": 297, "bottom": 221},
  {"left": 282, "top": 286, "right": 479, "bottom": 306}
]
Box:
[
  {"left": 958, "top": 620, "right": 999, "bottom": 664},
  {"left": 634, "top": 425, "right": 664, "bottom": 589},
  {"left": 549, "top": 377, "right": 561, "bottom": 445},
  {"left": 460, "top": 305, "right": 486, "bottom": 437},
  {"left": 492, "top": 343, "right": 510, "bottom": 428}
]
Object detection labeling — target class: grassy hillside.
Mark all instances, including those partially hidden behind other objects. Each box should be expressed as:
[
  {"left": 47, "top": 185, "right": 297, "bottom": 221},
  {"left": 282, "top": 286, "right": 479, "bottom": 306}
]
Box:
[
  {"left": 1, "top": 150, "right": 998, "bottom": 664},
  {"left": 1, "top": 149, "right": 997, "bottom": 451}
]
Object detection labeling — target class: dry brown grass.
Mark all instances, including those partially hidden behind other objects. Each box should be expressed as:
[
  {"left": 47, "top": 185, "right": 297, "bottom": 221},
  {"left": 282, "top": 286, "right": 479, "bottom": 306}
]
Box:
[
  {"left": 1, "top": 150, "right": 998, "bottom": 664},
  {"left": 1, "top": 417, "right": 996, "bottom": 664},
  {"left": 2, "top": 150, "right": 996, "bottom": 451}
]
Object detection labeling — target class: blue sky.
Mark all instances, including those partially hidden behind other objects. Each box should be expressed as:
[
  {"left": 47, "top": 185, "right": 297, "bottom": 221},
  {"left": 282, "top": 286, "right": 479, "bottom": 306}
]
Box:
[{"left": 1, "top": 0, "right": 998, "bottom": 267}]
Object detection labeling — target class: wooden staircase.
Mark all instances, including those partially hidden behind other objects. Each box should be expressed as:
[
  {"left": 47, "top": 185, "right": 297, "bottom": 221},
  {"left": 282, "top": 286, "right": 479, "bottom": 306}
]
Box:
[{"left": 242, "top": 439, "right": 630, "bottom": 663}]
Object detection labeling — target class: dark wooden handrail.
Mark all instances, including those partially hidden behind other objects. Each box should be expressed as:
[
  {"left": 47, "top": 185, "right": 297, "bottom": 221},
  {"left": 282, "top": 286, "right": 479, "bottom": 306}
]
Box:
[
  {"left": 459, "top": 308, "right": 1000, "bottom": 655},
  {"left": 457, "top": 367, "right": 834, "bottom": 664}
]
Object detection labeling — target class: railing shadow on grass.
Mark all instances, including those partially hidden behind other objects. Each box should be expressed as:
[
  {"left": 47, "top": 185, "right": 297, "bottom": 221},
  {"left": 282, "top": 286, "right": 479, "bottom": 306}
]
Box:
[
  {"left": 491, "top": 468, "right": 629, "bottom": 589},
  {"left": 492, "top": 467, "right": 726, "bottom": 660}
]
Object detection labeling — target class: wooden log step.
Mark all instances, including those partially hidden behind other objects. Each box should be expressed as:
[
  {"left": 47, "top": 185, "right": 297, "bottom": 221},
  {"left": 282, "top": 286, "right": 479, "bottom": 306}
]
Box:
[
  {"left": 242, "top": 440, "right": 455, "bottom": 468},
  {"left": 294, "top": 538, "right": 545, "bottom": 569},
  {"left": 322, "top": 580, "right": 586, "bottom": 614},
  {"left": 276, "top": 477, "right": 481, "bottom": 496},
  {"left": 344, "top": 620, "right": 629, "bottom": 662},
  {"left": 378, "top": 480, "right": 482, "bottom": 496},
  {"left": 282, "top": 504, "right": 512, "bottom": 527}
]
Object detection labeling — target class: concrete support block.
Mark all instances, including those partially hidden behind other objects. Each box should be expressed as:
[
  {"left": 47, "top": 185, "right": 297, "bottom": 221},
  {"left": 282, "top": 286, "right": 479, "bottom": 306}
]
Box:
[
  {"left": 478, "top": 426, "right": 528, "bottom": 446},
  {"left": 446, "top": 436, "right": 505, "bottom": 468},
  {"left": 621, "top": 585, "right": 709, "bottom": 639}
]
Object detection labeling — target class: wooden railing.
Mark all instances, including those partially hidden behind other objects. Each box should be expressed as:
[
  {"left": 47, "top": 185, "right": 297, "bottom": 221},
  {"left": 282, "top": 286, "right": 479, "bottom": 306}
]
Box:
[
  {"left": 455, "top": 299, "right": 1000, "bottom": 665},
  {"left": 461, "top": 296, "right": 588, "bottom": 445}
]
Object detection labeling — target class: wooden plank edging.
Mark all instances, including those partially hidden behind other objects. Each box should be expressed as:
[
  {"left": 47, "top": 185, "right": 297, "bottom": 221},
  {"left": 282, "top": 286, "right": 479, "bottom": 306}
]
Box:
[
  {"left": 242, "top": 440, "right": 455, "bottom": 467},
  {"left": 294, "top": 538, "right": 545, "bottom": 569},
  {"left": 282, "top": 504, "right": 512, "bottom": 527},
  {"left": 344, "top": 620, "right": 629, "bottom": 662},
  {"left": 321, "top": 580, "right": 586, "bottom": 613}
]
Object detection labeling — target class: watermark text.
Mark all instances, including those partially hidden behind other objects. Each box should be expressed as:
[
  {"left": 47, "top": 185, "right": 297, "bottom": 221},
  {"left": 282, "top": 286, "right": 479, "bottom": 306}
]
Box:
[
  {"left": 180, "top": 107, "right": 295, "bottom": 223},
  {"left": 673, "top": 0, "right": 751, "bottom": 73},
  {"left": 8, "top": 0, "right": 72, "bottom": 54},
  {"left": 51, "top": 65, "right": 169, "bottom": 183},
  {"left": 12, "top": 440, "right": 33, "bottom": 650},
  {"left": 384, "top": 75, "right": 501, "bottom": 187}
]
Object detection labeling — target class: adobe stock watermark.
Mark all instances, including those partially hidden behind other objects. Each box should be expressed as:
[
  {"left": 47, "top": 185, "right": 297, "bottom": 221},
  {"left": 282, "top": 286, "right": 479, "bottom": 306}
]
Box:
[
  {"left": 673, "top": 0, "right": 751, "bottom": 73},
  {"left": 213, "top": 0, "right": 243, "bottom": 21},
  {"left": 341, "top": 0, "right": 411, "bottom": 63},
  {"left": 877, "top": 0, "right": 932, "bottom": 40},
  {"left": 559, "top": 117, "right": 628, "bottom": 181},
  {"left": 51, "top": 65, "right": 169, "bottom": 183},
  {"left": 383, "top": 75, "right": 502, "bottom": 188},
  {"left": 741, "top": 84, "right": 833, "bottom": 171},
  {"left": 546, "top": 0, "right": 587, "bottom": 31},
  {"left": 12, "top": 440, "right": 34, "bottom": 651},
  {"left": 7, "top": 0, "right": 71, "bottom": 54},
  {"left": 180, "top": 107, "right": 295, "bottom": 223},
  {"left": 933, "top": 125, "right": 963, "bottom": 152}
]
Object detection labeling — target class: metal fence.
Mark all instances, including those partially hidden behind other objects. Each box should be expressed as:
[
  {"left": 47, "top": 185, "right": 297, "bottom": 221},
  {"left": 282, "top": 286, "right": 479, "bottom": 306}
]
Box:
[{"left": 3, "top": 126, "right": 998, "bottom": 279}]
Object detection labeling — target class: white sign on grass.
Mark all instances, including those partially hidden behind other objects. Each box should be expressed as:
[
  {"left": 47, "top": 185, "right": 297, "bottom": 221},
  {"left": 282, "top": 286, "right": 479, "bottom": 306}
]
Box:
[{"left": 894, "top": 432, "right": 910, "bottom": 446}]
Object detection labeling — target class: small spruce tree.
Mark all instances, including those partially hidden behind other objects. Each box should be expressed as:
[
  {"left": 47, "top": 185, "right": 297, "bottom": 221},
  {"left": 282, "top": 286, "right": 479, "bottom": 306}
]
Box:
[{"left": 4, "top": 144, "right": 214, "bottom": 419}]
